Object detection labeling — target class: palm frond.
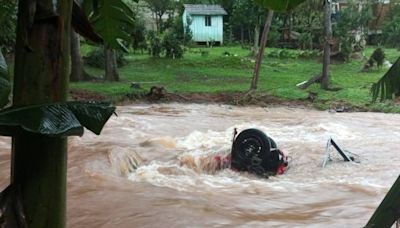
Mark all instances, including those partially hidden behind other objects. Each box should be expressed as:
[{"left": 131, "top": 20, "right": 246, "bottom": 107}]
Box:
[{"left": 371, "top": 57, "right": 400, "bottom": 102}]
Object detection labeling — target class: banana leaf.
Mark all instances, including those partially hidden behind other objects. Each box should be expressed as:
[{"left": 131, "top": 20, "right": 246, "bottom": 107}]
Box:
[
  {"left": 0, "top": 49, "right": 7, "bottom": 79},
  {"left": 0, "top": 50, "right": 10, "bottom": 108},
  {"left": 0, "top": 185, "right": 28, "bottom": 228},
  {"left": 0, "top": 101, "right": 116, "bottom": 137},
  {"left": 371, "top": 57, "right": 400, "bottom": 102},
  {"left": 72, "top": 0, "right": 103, "bottom": 43},
  {"left": 88, "top": 0, "right": 134, "bottom": 50},
  {"left": 254, "top": 0, "right": 306, "bottom": 11}
]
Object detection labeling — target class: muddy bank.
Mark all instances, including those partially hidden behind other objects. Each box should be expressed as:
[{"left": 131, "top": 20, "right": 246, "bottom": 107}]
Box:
[{"left": 69, "top": 88, "right": 369, "bottom": 113}]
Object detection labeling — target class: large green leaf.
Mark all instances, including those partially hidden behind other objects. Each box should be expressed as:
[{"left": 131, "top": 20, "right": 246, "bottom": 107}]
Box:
[
  {"left": 0, "top": 102, "right": 116, "bottom": 137},
  {"left": 0, "top": 78, "right": 10, "bottom": 108},
  {"left": 86, "top": 0, "right": 135, "bottom": 50},
  {"left": 0, "top": 50, "right": 10, "bottom": 108},
  {"left": 371, "top": 57, "right": 400, "bottom": 102},
  {"left": 72, "top": 0, "right": 103, "bottom": 43},
  {"left": 0, "top": 49, "right": 7, "bottom": 79},
  {"left": 254, "top": 0, "right": 306, "bottom": 11}
]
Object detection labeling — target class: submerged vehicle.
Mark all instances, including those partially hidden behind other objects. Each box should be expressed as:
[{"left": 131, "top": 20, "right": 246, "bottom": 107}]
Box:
[
  {"left": 213, "top": 128, "right": 288, "bottom": 177},
  {"left": 231, "top": 128, "right": 288, "bottom": 177}
]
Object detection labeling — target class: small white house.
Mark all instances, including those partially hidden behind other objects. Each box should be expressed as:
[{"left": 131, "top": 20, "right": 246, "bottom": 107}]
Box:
[{"left": 183, "top": 4, "right": 227, "bottom": 44}]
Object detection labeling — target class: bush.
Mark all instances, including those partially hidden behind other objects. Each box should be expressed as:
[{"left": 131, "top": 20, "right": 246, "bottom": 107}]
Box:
[
  {"left": 147, "top": 31, "right": 162, "bottom": 58},
  {"left": 298, "top": 32, "right": 313, "bottom": 50},
  {"left": 162, "top": 29, "right": 184, "bottom": 59},
  {"left": 83, "top": 48, "right": 127, "bottom": 68},
  {"left": 371, "top": 48, "right": 385, "bottom": 68},
  {"left": 267, "top": 49, "right": 319, "bottom": 59}
]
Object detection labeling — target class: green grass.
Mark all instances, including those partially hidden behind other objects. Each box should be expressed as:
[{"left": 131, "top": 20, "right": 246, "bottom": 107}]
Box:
[{"left": 71, "top": 45, "right": 400, "bottom": 112}]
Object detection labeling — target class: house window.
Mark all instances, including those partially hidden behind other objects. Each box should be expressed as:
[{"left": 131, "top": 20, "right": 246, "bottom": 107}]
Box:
[{"left": 205, "top": 15, "right": 212, "bottom": 27}]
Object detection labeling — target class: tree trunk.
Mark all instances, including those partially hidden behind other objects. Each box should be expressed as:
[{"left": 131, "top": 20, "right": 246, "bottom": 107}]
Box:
[
  {"left": 104, "top": 46, "right": 119, "bottom": 81},
  {"left": 70, "top": 31, "right": 84, "bottom": 82},
  {"left": 253, "top": 22, "right": 260, "bottom": 57},
  {"left": 288, "top": 11, "right": 293, "bottom": 43},
  {"left": 240, "top": 26, "right": 244, "bottom": 47},
  {"left": 321, "top": 0, "right": 332, "bottom": 90},
  {"left": 250, "top": 10, "right": 274, "bottom": 91},
  {"left": 12, "top": 0, "right": 72, "bottom": 227}
]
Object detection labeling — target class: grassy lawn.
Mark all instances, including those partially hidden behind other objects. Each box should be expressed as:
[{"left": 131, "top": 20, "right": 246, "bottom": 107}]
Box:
[{"left": 71, "top": 45, "right": 400, "bottom": 112}]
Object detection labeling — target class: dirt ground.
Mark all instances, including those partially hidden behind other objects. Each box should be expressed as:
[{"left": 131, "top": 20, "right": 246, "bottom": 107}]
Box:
[{"left": 69, "top": 88, "right": 315, "bottom": 109}]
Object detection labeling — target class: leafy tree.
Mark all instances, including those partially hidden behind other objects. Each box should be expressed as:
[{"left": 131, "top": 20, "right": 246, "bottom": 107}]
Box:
[
  {"left": 81, "top": 0, "right": 136, "bottom": 81},
  {"left": 231, "top": 0, "right": 263, "bottom": 48},
  {"left": 381, "top": 2, "right": 400, "bottom": 48},
  {"left": 147, "top": 31, "right": 162, "bottom": 57},
  {"left": 333, "top": 1, "right": 373, "bottom": 60},
  {"left": 171, "top": 14, "right": 192, "bottom": 45},
  {"left": 290, "top": 0, "right": 323, "bottom": 50},
  {"left": 144, "top": 0, "right": 173, "bottom": 33},
  {"left": 131, "top": 14, "right": 147, "bottom": 53},
  {"left": 250, "top": 0, "right": 307, "bottom": 91},
  {"left": 162, "top": 29, "right": 184, "bottom": 59}
]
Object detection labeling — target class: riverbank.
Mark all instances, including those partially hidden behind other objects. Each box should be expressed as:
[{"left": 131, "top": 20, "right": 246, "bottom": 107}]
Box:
[
  {"left": 70, "top": 88, "right": 396, "bottom": 113},
  {"left": 70, "top": 46, "right": 400, "bottom": 113}
]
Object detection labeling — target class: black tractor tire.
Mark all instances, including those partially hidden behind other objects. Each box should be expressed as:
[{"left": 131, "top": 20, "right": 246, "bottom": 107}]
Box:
[{"left": 231, "top": 128, "right": 280, "bottom": 177}]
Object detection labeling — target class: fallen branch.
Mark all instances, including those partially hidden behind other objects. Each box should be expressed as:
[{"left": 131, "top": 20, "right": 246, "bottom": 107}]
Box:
[{"left": 297, "top": 73, "right": 322, "bottom": 90}]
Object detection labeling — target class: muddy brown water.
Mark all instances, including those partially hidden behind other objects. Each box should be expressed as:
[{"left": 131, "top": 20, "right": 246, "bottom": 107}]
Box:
[{"left": 0, "top": 103, "right": 399, "bottom": 227}]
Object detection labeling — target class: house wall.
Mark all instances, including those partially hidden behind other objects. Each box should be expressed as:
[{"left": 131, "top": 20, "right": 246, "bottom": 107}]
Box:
[{"left": 184, "top": 13, "right": 224, "bottom": 44}]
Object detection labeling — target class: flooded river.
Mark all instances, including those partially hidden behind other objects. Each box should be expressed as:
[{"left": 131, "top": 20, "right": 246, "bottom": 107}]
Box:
[{"left": 0, "top": 103, "right": 399, "bottom": 227}]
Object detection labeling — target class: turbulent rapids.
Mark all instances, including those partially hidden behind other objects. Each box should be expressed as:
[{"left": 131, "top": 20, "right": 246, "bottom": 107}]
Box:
[{"left": 0, "top": 103, "right": 399, "bottom": 227}]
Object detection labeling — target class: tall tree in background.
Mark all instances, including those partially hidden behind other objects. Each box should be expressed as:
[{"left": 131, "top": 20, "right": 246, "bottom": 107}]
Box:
[
  {"left": 231, "top": 0, "right": 264, "bottom": 51},
  {"left": 249, "top": 0, "right": 306, "bottom": 91},
  {"left": 321, "top": 0, "right": 332, "bottom": 89},
  {"left": 250, "top": 10, "right": 274, "bottom": 91},
  {"left": 70, "top": 31, "right": 87, "bottom": 82},
  {"left": 145, "top": 0, "right": 173, "bottom": 33},
  {"left": 70, "top": 0, "right": 91, "bottom": 82},
  {"left": 82, "top": 0, "right": 136, "bottom": 82}
]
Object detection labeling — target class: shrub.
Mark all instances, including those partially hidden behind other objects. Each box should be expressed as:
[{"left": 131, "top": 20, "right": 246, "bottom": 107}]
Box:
[
  {"left": 147, "top": 31, "right": 162, "bottom": 58},
  {"left": 267, "top": 49, "right": 319, "bottom": 59},
  {"left": 371, "top": 48, "right": 385, "bottom": 68},
  {"left": 83, "top": 48, "right": 127, "bottom": 68},
  {"left": 162, "top": 29, "right": 184, "bottom": 59}
]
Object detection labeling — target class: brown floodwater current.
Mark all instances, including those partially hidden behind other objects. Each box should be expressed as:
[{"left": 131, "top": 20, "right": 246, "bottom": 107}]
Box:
[{"left": 0, "top": 103, "right": 399, "bottom": 227}]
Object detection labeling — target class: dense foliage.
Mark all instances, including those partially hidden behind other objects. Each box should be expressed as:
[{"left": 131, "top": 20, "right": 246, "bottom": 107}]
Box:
[
  {"left": 0, "top": 0, "right": 17, "bottom": 52},
  {"left": 162, "top": 29, "right": 184, "bottom": 59},
  {"left": 381, "top": 3, "right": 400, "bottom": 48},
  {"left": 333, "top": 1, "right": 373, "bottom": 60},
  {"left": 83, "top": 48, "right": 127, "bottom": 68}
]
